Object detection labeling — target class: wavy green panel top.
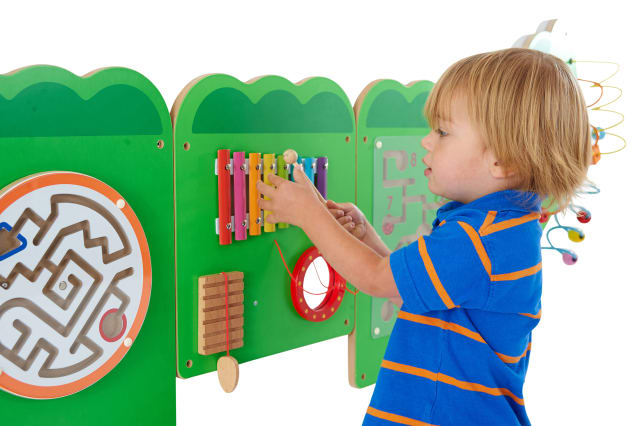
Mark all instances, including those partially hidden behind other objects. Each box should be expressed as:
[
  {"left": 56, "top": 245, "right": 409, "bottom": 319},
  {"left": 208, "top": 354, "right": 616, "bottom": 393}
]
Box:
[
  {"left": 0, "top": 66, "right": 167, "bottom": 137},
  {"left": 176, "top": 74, "right": 354, "bottom": 134},
  {"left": 360, "top": 80, "right": 434, "bottom": 130}
]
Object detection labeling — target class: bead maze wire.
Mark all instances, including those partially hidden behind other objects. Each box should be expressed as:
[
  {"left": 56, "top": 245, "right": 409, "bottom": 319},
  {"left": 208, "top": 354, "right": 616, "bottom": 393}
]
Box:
[{"left": 541, "top": 59, "right": 623, "bottom": 264}]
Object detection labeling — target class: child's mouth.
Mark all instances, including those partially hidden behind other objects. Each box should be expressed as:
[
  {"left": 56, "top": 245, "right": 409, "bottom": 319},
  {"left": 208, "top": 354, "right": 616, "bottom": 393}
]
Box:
[{"left": 424, "top": 167, "right": 432, "bottom": 177}]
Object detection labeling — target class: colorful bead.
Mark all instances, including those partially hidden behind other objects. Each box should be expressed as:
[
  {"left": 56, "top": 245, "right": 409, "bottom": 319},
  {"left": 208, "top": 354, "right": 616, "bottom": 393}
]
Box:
[
  {"left": 591, "top": 126, "right": 606, "bottom": 141},
  {"left": 576, "top": 210, "right": 591, "bottom": 223},
  {"left": 562, "top": 252, "right": 578, "bottom": 265},
  {"left": 568, "top": 229, "right": 585, "bottom": 243}
]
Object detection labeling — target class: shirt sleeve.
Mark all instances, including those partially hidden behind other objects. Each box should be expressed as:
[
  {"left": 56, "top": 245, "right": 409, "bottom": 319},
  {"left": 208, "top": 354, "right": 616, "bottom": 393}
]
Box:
[{"left": 389, "top": 219, "right": 491, "bottom": 313}]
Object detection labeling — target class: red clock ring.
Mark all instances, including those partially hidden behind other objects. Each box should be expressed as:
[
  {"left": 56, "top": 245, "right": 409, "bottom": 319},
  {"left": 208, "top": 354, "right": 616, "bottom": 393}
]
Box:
[{"left": 291, "top": 246, "right": 345, "bottom": 322}]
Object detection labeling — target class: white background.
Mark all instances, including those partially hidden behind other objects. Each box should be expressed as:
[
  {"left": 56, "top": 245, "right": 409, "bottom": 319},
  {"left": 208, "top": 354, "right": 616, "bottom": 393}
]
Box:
[{"left": 3, "top": 1, "right": 637, "bottom": 424}]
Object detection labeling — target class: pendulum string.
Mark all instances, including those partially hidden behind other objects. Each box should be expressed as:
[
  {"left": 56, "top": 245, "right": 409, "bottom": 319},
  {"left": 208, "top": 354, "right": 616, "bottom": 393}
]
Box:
[
  {"left": 312, "top": 258, "right": 329, "bottom": 289},
  {"left": 273, "top": 239, "right": 326, "bottom": 296},
  {"left": 273, "top": 239, "right": 358, "bottom": 296},
  {"left": 221, "top": 271, "right": 230, "bottom": 356}
]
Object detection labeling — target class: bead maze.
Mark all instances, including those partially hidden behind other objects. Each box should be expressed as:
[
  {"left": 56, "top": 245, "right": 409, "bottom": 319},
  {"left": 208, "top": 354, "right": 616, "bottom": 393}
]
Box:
[{"left": 514, "top": 19, "right": 625, "bottom": 265}]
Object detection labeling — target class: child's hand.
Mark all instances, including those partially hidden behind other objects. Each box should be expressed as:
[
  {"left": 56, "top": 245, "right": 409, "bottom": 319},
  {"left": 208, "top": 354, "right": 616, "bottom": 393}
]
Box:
[
  {"left": 256, "top": 164, "right": 324, "bottom": 228},
  {"left": 326, "top": 200, "right": 367, "bottom": 240}
]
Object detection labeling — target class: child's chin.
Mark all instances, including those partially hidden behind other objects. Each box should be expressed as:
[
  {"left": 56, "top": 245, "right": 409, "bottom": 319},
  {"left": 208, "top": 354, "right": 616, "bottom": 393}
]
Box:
[{"left": 427, "top": 181, "right": 444, "bottom": 198}]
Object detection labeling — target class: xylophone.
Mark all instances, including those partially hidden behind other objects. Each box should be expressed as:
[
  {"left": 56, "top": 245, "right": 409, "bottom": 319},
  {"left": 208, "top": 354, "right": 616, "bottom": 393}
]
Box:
[{"left": 214, "top": 150, "right": 328, "bottom": 244}]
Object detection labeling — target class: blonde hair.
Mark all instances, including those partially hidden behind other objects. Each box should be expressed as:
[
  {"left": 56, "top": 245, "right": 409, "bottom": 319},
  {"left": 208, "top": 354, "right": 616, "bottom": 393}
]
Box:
[{"left": 424, "top": 47, "right": 592, "bottom": 213}]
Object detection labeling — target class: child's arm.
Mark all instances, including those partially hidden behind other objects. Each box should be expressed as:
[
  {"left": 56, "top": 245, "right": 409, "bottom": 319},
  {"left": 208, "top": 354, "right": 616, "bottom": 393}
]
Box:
[
  {"left": 257, "top": 165, "right": 400, "bottom": 301},
  {"left": 326, "top": 200, "right": 391, "bottom": 258},
  {"left": 326, "top": 201, "right": 401, "bottom": 307}
]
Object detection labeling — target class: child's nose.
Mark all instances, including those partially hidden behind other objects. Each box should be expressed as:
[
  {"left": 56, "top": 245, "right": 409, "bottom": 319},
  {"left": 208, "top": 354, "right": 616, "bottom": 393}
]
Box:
[{"left": 421, "top": 133, "right": 433, "bottom": 151}]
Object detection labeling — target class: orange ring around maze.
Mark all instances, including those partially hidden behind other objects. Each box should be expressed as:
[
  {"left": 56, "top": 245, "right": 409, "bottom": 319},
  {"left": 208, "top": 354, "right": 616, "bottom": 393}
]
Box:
[{"left": 0, "top": 171, "right": 152, "bottom": 399}]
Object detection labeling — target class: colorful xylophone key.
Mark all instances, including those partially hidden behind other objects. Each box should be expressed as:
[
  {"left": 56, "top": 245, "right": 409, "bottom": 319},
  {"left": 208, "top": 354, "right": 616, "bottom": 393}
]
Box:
[
  {"left": 217, "top": 149, "right": 232, "bottom": 245},
  {"left": 276, "top": 154, "right": 289, "bottom": 229},
  {"left": 263, "top": 153, "right": 276, "bottom": 232},
  {"left": 249, "top": 153, "right": 261, "bottom": 236},
  {"left": 233, "top": 151, "right": 247, "bottom": 241},
  {"left": 316, "top": 157, "right": 328, "bottom": 199}
]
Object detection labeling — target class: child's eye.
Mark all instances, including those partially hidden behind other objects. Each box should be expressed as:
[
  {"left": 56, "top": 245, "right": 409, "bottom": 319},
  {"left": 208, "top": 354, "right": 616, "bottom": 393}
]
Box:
[{"left": 437, "top": 129, "right": 448, "bottom": 137}]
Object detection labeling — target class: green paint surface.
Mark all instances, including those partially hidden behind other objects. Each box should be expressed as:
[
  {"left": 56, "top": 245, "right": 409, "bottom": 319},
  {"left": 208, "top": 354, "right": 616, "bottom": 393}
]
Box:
[
  {"left": 193, "top": 87, "right": 353, "bottom": 133},
  {"left": 174, "top": 74, "right": 356, "bottom": 379},
  {"left": 370, "top": 135, "right": 447, "bottom": 339},
  {"left": 354, "top": 79, "right": 435, "bottom": 388},
  {"left": 0, "top": 66, "right": 175, "bottom": 425}
]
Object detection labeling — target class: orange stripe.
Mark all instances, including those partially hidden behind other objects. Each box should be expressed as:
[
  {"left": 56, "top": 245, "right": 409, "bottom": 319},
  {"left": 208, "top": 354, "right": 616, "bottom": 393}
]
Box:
[
  {"left": 398, "top": 311, "right": 530, "bottom": 364},
  {"left": 459, "top": 220, "right": 542, "bottom": 283},
  {"left": 397, "top": 310, "right": 485, "bottom": 344},
  {"left": 519, "top": 309, "right": 542, "bottom": 319},
  {"left": 479, "top": 211, "right": 497, "bottom": 234},
  {"left": 381, "top": 360, "right": 525, "bottom": 406},
  {"left": 366, "top": 407, "right": 437, "bottom": 426},
  {"left": 491, "top": 262, "right": 542, "bottom": 282},
  {"left": 457, "top": 221, "right": 492, "bottom": 275},
  {"left": 479, "top": 212, "right": 541, "bottom": 236},
  {"left": 417, "top": 237, "right": 455, "bottom": 309},
  {"left": 495, "top": 342, "right": 532, "bottom": 364},
  {"left": 439, "top": 219, "right": 446, "bottom": 226}
]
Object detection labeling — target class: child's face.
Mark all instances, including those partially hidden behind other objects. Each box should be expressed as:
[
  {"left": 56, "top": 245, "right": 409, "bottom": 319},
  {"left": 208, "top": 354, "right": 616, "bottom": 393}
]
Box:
[{"left": 421, "top": 91, "right": 510, "bottom": 204}]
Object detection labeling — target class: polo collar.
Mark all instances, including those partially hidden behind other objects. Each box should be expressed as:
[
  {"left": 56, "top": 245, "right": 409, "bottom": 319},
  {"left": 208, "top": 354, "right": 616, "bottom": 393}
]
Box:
[{"left": 436, "top": 189, "right": 542, "bottom": 222}]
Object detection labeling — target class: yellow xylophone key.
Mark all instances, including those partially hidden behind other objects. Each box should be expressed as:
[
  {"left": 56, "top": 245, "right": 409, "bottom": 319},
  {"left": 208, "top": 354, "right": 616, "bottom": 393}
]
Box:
[
  {"left": 249, "top": 153, "right": 261, "bottom": 236},
  {"left": 277, "top": 154, "right": 289, "bottom": 229},
  {"left": 263, "top": 153, "right": 276, "bottom": 232}
]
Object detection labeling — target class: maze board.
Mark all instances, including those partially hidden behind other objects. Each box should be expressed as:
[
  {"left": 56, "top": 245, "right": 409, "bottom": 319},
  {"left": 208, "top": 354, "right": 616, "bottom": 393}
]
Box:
[
  {"left": 0, "top": 65, "right": 175, "bottom": 426},
  {"left": 350, "top": 79, "right": 437, "bottom": 388},
  {"left": 0, "top": 172, "right": 151, "bottom": 398},
  {"left": 370, "top": 135, "right": 446, "bottom": 339}
]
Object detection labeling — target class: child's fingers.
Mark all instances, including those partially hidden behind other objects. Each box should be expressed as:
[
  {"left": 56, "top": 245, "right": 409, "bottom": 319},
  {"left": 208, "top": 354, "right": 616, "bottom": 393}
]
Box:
[
  {"left": 293, "top": 164, "right": 313, "bottom": 187},
  {"left": 337, "top": 215, "right": 352, "bottom": 226},
  {"left": 327, "top": 199, "right": 349, "bottom": 211},
  {"left": 267, "top": 174, "right": 287, "bottom": 187},
  {"left": 258, "top": 197, "right": 274, "bottom": 211},
  {"left": 328, "top": 208, "right": 344, "bottom": 218},
  {"left": 256, "top": 180, "right": 276, "bottom": 198},
  {"left": 292, "top": 164, "right": 327, "bottom": 204},
  {"left": 353, "top": 223, "right": 366, "bottom": 239},
  {"left": 264, "top": 213, "right": 279, "bottom": 224}
]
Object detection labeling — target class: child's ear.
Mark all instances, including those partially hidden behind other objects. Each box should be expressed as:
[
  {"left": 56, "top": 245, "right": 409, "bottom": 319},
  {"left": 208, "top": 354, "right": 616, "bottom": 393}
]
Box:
[
  {"left": 486, "top": 151, "right": 517, "bottom": 179},
  {"left": 490, "top": 160, "right": 517, "bottom": 179}
]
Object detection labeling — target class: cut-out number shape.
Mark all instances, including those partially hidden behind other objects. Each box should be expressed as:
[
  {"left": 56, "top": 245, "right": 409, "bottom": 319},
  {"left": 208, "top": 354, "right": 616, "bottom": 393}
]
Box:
[{"left": 387, "top": 196, "right": 393, "bottom": 210}]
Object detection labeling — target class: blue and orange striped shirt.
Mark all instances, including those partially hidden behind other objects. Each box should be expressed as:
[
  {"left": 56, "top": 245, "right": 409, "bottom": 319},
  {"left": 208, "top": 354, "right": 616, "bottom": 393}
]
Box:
[{"left": 364, "top": 189, "right": 543, "bottom": 426}]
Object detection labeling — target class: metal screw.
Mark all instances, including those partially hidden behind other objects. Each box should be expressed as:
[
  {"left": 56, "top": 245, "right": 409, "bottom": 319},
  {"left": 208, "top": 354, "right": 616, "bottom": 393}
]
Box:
[
  {"left": 253, "top": 300, "right": 258, "bottom": 307},
  {"left": 59, "top": 281, "right": 67, "bottom": 291},
  {"left": 374, "top": 327, "right": 380, "bottom": 335},
  {"left": 1, "top": 283, "right": 8, "bottom": 289},
  {"left": 376, "top": 141, "right": 383, "bottom": 149}
]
